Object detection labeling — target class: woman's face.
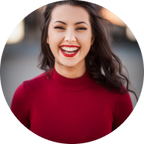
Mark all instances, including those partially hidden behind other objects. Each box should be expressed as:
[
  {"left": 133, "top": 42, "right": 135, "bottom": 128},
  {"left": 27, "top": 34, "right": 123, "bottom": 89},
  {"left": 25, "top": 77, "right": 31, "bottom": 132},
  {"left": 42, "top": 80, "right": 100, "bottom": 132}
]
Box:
[{"left": 47, "top": 4, "right": 94, "bottom": 68}]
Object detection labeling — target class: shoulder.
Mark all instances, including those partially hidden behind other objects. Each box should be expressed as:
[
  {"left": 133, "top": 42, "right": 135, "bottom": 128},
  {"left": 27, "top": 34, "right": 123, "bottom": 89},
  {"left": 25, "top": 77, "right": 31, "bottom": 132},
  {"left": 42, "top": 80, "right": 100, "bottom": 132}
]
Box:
[
  {"left": 11, "top": 72, "right": 47, "bottom": 108},
  {"left": 22, "top": 72, "right": 47, "bottom": 92}
]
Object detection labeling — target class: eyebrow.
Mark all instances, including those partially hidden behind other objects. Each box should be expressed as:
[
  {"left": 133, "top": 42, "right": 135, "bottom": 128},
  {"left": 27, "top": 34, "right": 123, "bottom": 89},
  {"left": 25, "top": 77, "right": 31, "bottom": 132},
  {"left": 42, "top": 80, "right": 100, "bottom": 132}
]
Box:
[{"left": 54, "top": 21, "right": 88, "bottom": 26}]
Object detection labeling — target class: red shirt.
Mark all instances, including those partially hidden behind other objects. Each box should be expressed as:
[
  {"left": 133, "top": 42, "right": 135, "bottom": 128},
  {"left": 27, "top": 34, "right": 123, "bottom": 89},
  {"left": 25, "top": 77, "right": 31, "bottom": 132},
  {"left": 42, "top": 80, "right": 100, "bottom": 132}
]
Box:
[{"left": 11, "top": 69, "right": 133, "bottom": 143}]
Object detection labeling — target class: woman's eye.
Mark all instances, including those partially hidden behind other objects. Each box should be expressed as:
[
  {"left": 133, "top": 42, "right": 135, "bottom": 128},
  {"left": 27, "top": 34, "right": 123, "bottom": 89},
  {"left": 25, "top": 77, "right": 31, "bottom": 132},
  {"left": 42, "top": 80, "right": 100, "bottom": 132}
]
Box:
[
  {"left": 55, "top": 27, "right": 86, "bottom": 30},
  {"left": 54, "top": 27, "right": 64, "bottom": 29},
  {"left": 77, "top": 27, "right": 87, "bottom": 30}
]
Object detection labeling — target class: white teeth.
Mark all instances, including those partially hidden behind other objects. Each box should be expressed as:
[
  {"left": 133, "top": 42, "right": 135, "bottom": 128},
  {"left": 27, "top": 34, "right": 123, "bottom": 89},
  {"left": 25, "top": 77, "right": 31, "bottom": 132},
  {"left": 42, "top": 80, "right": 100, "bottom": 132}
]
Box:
[{"left": 61, "top": 47, "right": 79, "bottom": 52}]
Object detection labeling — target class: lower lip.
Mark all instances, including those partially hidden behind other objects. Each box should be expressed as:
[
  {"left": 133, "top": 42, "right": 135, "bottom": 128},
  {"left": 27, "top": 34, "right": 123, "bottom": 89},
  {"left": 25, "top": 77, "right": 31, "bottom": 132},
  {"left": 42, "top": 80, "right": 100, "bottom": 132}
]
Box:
[{"left": 60, "top": 48, "right": 80, "bottom": 57}]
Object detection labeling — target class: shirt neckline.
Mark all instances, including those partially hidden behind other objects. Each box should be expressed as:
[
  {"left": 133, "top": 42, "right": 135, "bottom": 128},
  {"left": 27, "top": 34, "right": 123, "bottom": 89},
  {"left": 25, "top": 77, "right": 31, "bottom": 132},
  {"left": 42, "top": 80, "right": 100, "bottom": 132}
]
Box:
[{"left": 51, "top": 68, "right": 94, "bottom": 92}]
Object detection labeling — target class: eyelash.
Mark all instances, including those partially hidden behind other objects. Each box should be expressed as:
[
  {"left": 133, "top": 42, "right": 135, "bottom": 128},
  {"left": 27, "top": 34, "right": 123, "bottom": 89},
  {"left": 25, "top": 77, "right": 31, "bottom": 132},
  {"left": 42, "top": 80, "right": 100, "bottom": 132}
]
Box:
[{"left": 54, "top": 27, "right": 87, "bottom": 30}]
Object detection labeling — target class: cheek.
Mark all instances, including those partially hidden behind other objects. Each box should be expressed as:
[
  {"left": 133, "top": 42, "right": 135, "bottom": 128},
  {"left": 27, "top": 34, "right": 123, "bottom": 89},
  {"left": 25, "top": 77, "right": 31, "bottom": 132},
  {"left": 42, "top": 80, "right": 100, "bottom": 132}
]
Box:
[
  {"left": 79, "top": 41, "right": 91, "bottom": 57},
  {"left": 83, "top": 45, "right": 91, "bottom": 56},
  {"left": 50, "top": 48, "right": 58, "bottom": 59}
]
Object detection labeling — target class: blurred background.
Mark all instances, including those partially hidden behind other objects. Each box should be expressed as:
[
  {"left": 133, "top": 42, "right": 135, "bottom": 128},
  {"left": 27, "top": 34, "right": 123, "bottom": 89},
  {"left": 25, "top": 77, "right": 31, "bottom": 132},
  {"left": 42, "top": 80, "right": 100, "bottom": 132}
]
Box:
[{"left": 0, "top": 5, "right": 143, "bottom": 108}]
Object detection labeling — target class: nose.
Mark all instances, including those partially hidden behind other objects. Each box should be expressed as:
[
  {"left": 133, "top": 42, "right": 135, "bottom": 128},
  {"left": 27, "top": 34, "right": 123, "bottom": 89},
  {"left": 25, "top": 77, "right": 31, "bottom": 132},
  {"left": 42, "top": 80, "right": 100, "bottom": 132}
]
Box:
[{"left": 65, "top": 32, "right": 76, "bottom": 42}]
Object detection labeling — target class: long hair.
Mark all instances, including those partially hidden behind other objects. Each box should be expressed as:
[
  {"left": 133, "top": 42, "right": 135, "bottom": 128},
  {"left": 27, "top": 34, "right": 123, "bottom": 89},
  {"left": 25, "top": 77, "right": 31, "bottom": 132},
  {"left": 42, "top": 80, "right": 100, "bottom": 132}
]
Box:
[{"left": 39, "top": 0, "right": 138, "bottom": 100}]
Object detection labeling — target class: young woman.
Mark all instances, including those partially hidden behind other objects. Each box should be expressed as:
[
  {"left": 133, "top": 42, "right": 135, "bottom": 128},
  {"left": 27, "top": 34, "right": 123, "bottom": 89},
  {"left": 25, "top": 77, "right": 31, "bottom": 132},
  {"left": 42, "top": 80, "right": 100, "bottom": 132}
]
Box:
[{"left": 11, "top": 0, "right": 137, "bottom": 143}]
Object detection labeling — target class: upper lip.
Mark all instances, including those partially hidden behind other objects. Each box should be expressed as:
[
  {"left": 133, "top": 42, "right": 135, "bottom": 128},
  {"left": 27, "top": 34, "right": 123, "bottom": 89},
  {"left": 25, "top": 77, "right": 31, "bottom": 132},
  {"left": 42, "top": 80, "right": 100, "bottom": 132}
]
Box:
[{"left": 59, "top": 45, "right": 80, "bottom": 48}]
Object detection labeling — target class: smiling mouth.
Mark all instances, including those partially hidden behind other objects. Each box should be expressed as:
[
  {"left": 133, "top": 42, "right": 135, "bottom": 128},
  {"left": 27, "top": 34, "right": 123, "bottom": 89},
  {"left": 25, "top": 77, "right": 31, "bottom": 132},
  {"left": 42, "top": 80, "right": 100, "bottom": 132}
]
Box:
[{"left": 60, "top": 48, "right": 80, "bottom": 53}]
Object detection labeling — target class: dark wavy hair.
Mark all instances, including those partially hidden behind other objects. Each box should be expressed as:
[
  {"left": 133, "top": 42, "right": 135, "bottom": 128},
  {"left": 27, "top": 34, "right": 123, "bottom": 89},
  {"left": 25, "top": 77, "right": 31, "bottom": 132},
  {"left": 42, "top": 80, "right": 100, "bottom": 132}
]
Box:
[{"left": 39, "top": 0, "right": 138, "bottom": 100}]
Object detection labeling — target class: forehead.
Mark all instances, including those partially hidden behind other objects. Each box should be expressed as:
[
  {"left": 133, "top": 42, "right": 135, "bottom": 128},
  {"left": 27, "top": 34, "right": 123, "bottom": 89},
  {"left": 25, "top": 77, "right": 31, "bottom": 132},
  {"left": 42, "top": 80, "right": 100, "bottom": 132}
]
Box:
[{"left": 50, "top": 4, "right": 90, "bottom": 23}]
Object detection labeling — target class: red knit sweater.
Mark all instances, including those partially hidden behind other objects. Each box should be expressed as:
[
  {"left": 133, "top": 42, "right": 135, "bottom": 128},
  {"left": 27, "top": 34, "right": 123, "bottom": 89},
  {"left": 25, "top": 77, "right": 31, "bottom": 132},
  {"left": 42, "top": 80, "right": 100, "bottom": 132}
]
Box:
[{"left": 11, "top": 69, "right": 133, "bottom": 143}]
